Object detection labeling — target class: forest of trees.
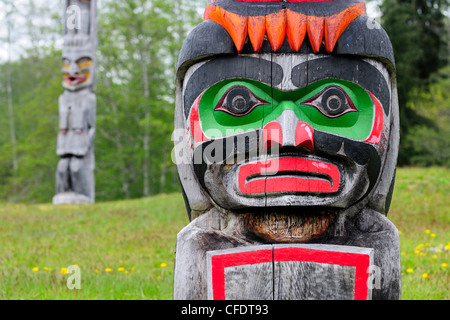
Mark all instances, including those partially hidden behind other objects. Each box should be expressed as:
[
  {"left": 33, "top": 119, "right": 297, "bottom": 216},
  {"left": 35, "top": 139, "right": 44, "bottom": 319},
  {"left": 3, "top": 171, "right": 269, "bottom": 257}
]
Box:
[{"left": 0, "top": 0, "right": 448, "bottom": 203}]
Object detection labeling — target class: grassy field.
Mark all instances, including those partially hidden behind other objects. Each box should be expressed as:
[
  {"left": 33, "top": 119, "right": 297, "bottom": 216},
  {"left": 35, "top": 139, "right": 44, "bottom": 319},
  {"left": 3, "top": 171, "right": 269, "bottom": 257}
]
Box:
[{"left": 0, "top": 167, "right": 448, "bottom": 300}]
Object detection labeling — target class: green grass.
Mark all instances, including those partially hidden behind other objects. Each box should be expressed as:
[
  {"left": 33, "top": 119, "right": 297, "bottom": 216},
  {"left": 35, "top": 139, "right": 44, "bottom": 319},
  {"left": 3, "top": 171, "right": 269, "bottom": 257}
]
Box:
[
  {"left": 0, "top": 168, "right": 448, "bottom": 300},
  {"left": 388, "top": 167, "right": 450, "bottom": 300},
  {"left": 0, "top": 194, "right": 189, "bottom": 299}
]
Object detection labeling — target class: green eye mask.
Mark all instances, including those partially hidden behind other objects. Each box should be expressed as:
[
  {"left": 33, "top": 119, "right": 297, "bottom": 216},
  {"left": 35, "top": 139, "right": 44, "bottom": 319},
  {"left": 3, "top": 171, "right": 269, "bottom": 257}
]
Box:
[{"left": 197, "top": 79, "right": 375, "bottom": 141}]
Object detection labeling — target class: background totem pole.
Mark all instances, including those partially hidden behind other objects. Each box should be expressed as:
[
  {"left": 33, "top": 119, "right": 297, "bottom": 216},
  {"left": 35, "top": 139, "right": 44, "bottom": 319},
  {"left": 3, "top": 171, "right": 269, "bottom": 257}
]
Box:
[
  {"left": 173, "top": 0, "right": 401, "bottom": 300},
  {"left": 53, "top": 0, "right": 97, "bottom": 205}
]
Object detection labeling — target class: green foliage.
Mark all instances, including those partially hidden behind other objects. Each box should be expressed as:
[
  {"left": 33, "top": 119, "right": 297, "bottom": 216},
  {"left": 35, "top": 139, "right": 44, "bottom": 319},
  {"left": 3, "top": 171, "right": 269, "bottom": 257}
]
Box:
[
  {"left": 402, "top": 67, "right": 450, "bottom": 167},
  {"left": 380, "top": 0, "right": 449, "bottom": 166},
  {"left": 0, "top": 48, "right": 61, "bottom": 202}
]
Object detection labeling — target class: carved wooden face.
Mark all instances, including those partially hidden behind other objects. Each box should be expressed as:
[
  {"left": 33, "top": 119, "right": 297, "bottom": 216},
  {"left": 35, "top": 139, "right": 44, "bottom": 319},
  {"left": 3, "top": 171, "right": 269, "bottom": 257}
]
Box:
[
  {"left": 182, "top": 54, "right": 392, "bottom": 210},
  {"left": 62, "top": 53, "right": 93, "bottom": 91}
]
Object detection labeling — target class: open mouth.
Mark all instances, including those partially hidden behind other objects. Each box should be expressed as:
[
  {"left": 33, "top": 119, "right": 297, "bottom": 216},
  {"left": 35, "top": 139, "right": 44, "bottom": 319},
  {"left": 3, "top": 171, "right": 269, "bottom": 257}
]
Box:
[
  {"left": 238, "top": 157, "right": 340, "bottom": 195},
  {"left": 66, "top": 75, "right": 87, "bottom": 85}
]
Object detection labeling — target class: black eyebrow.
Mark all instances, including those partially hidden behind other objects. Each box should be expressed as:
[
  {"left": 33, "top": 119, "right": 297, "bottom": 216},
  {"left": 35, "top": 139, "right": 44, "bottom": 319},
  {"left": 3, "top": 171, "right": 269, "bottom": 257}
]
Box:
[
  {"left": 76, "top": 57, "right": 91, "bottom": 63},
  {"left": 183, "top": 56, "right": 283, "bottom": 118},
  {"left": 292, "top": 57, "right": 391, "bottom": 115}
]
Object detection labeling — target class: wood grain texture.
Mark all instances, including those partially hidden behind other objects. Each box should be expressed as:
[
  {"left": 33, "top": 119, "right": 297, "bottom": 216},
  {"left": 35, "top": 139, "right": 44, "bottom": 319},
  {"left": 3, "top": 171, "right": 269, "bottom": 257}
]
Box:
[
  {"left": 274, "top": 261, "right": 355, "bottom": 300},
  {"left": 225, "top": 263, "right": 273, "bottom": 300}
]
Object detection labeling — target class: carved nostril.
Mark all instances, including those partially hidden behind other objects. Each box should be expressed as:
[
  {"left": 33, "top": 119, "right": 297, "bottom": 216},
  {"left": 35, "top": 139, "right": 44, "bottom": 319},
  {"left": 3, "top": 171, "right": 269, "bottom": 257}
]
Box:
[
  {"left": 295, "top": 122, "right": 315, "bottom": 152},
  {"left": 262, "top": 122, "right": 282, "bottom": 153}
]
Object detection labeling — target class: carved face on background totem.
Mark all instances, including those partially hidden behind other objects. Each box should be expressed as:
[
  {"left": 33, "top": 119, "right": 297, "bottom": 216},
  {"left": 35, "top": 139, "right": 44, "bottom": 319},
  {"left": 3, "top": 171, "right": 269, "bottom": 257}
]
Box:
[
  {"left": 176, "top": 0, "right": 398, "bottom": 218},
  {"left": 62, "top": 51, "right": 94, "bottom": 91}
]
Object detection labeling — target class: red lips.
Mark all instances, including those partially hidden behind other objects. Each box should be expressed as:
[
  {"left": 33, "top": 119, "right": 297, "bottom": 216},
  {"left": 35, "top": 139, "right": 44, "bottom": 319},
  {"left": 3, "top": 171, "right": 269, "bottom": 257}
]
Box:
[
  {"left": 66, "top": 75, "right": 87, "bottom": 85},
  {"left": 238, "top": 157, "right": 340, "bottom": 194}
]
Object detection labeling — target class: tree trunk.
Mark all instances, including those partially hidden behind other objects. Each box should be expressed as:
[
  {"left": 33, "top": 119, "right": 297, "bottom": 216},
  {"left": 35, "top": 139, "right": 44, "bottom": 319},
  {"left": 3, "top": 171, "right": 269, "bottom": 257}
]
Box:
[
  {"left": 141, "top": 54, "right": 151, "bottom": 197},
  {"left": 6, "top": 23, "right": 18, "bottom": 173}
]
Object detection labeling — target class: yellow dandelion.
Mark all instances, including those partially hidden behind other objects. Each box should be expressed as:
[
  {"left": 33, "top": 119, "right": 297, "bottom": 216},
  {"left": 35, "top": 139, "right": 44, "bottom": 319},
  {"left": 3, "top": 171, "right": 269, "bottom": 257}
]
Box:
[
  {"left": 398, "top": 230, "right": 402, "bottom": 235},
  {"left": 416, "top": 244, "right": 424, "bottom": 249},
  {"left": 442, "top": 263, "right": 448, "bottom": 268},
  {"left": 131, "top": 267, "right": 135, "bottom": 271},
  {"left": 118, "top": 267, "right": 125, "bottom": 272},
  {"left": 59, "top": 267, "right": 68, "bottom": 275},
  {"left": 432, "top": 254, "right": 438, "bottom": 259},
  {"left": 401, "top": 252, "right": 406, "bottom": 256},
  {"left": 414, "top": 250, "right": 420, "bottom": 255},
  {"left": 124, "top": 271, "right": 129, "bottom": 274},
  {"left": 431, "top": 233, "right": 436, "bottom": 237},
  {"left": 436, "top": 249, "right": 442, "bottom": 253},
  {"left": 160, "top": 263, "right": 167, "bottom": 268},
  {"left": 425, "top": 243, "right": 430, "bottom": 247},
  {"left": 32, "top": 267, "right": 39, "bottom": 272},
  {"left": 425, "top": 229, "right": 431, "bottom": 234},
  {"left": 95, "top": 269, "right": 99, "bottom": 273},
  {"left": 105, "top": 268, "right": 112, "bottom": 273},
  {"left": 43, "top": 267, "right": 50, "bottom": 271},
  {"left": 406, "top": 268, "right": 414, "bottom": 273},
  {"left": 420, "top": 252, "right": 425, "bottom": 256},
  {"left": 422, "top": 273, "right": 429, "bottom": 279}
]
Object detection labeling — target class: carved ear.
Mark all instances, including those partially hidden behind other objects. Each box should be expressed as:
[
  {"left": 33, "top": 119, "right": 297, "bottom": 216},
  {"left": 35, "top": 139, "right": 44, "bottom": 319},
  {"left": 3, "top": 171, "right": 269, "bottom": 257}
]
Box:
[
  {"left": 174, "top": 73, "right": 214, "bottom": 219},
  {"left": 368, "top": 83, "right": 400, "bottom": 216}
]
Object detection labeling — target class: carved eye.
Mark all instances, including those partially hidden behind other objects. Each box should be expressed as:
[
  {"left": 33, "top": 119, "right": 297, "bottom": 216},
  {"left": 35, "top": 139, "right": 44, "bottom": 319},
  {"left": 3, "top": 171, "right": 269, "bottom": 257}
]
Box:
[
  {"left": 303, "top": 86, "right": 357, "bottom": 118},
  {"left": 215, "top": 86, "right": 268, "bottom": 116}
]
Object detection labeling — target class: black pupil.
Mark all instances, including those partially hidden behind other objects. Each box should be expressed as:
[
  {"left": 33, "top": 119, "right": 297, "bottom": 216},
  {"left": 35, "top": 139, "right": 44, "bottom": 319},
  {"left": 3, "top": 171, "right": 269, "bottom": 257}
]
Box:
[
  {"left": 327, "top": 95, "right": 342, "bottom": 110},
  {"left": 232, "top": 95, "right": 247, "bottom": 111},
  {"left": 323, "top": 89, "right": 347, "bottom": 115},
  {"left": 226, "top": 87, "right": 252, "bottom": 114}
]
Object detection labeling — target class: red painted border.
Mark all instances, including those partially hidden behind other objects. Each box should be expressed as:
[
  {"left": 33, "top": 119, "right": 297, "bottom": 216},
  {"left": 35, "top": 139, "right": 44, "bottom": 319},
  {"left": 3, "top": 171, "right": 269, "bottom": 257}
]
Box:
[
  {"left": 364, "top": 92, "right": 384, "bottom": 144},
  {"left": 210, "top": 247, "right": 370, "bottom": 300},
  {"left": 190, "top": 94, "right": 211, "bottom": 143}
]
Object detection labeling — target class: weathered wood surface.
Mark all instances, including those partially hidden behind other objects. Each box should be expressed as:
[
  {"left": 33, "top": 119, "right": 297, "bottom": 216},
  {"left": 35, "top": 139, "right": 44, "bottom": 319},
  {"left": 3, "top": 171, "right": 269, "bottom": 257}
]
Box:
[{"left": 275, "top": 262, "right": 356, "bottom": 300}]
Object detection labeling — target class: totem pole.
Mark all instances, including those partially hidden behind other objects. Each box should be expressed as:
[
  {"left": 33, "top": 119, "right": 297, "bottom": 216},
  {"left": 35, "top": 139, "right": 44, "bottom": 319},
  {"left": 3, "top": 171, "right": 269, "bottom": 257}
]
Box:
[
  {"left": 173, "top": 0, "right": 400, "bottom": 300},
  {"left": 53, "top": 0, "right": 97, "bottom": 205}
]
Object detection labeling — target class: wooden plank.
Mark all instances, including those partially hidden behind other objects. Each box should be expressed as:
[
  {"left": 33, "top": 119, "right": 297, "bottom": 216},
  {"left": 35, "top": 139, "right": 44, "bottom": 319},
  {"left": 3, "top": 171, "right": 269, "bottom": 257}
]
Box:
[
  {"left": 274, "top": 261, "right": 355, "bottom": 300},
  {"left": 225, "top": 263, "right": 273, "bottom": 300}
]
